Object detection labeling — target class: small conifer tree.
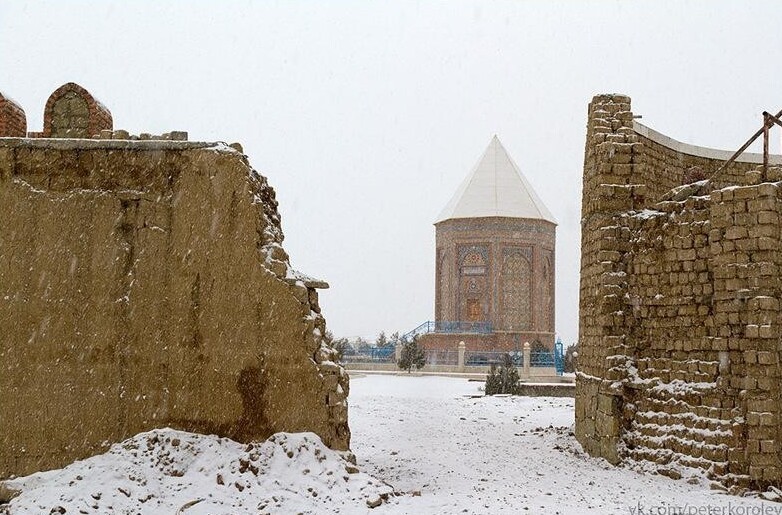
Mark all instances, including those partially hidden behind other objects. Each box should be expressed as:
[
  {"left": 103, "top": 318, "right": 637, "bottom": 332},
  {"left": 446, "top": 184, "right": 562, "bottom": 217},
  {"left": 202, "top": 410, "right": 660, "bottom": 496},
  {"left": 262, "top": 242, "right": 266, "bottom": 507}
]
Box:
[
  {"left": 397, "top": 336, "right": 426, "bottom": 373},
  {"left": 323, "top": 330, "right": 350, "bottom": 361},
  {"left": 485, "top": 364, "right": 501, "bottom": 394},
  {"left": 484, "top": 353, "right": 520, "bottom": 395},
  {"left": 389, "top": 331, "right": 401, "bottom": 346}
]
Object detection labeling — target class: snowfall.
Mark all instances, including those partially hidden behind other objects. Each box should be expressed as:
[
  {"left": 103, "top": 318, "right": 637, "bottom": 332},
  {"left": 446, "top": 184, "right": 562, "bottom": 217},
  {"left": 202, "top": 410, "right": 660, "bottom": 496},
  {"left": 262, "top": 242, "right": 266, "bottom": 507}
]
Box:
[{"left": 2, "top": 374, "right": 780, "bottom": 515}]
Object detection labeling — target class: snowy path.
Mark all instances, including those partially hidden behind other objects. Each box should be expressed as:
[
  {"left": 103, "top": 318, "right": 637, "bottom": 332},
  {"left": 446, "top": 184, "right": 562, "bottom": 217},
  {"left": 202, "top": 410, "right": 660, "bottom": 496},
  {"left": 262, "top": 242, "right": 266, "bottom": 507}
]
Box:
[{"left": 350, "top": 374, "right": 774, "bottom": 515}]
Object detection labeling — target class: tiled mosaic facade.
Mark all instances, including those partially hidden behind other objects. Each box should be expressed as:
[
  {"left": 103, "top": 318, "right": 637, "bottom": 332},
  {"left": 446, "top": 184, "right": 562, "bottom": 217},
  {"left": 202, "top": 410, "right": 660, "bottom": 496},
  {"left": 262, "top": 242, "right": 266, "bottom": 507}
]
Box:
[
  {"left": 500, "top": 249, "right": 532, "bottom": 331},
  {"left": 426, "top": 216, "right": 556, "bottom": 351}
]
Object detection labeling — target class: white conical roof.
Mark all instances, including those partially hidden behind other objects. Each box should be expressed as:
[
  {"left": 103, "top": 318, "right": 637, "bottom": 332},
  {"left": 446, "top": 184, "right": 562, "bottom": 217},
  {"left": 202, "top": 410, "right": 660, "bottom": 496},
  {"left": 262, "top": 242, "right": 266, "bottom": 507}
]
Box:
[{"left": 435, "top": 136, "right": 556, "bottom": 224}]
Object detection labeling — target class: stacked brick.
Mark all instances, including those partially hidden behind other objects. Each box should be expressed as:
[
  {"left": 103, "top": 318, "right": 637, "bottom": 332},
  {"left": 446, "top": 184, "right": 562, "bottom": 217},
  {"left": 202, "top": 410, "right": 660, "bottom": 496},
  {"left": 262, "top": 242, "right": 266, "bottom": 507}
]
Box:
[
  {"left": 708, "top": 181, "right": 781, "bottom": 485},
  {"left": 577, "top": 93, "right": 781, "bottom": 491},
  {"left": 619, "top": 198, "right": 736, "bottom": 480},
  {"left": 576, "top": 94, "right": 642, "bottom": 464},
  {"left": 636, "top": 134, "right": 756, "bottom": 195},
  {"left": 0, "top": 92, "right": 27, "bottom": 137},
  {"left": 42, "top": 82, "right": 112, "bottom": 138},
  {"left": 1, "top": 84, "right": 194, "bottom": 141}
]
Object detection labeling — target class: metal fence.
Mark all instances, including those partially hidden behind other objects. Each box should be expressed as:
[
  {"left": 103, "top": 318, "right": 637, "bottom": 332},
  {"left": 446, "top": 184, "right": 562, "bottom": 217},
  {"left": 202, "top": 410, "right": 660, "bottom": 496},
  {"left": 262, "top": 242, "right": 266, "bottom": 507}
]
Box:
[
  {"left": 341, "top": 346, "right": 395, "bottom": 364},
  {"left": 340, "top": 337, "right": 567, "bottom": 375},
  {"left": 403, "top": 320, "right": 493, "bottom": 340},
  {"left": 422, "top": 349, "right": 458, "bottom": 365},
  {"left": 461, "top": 350, "right": 557, "bottom": 368}
]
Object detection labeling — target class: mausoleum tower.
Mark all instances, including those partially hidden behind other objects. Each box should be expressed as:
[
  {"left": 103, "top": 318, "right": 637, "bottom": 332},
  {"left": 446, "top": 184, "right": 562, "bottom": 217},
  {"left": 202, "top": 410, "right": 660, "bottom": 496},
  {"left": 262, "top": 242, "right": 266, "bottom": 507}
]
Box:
[{"left": 432, "top": 136, "right": 557, "bottom": 350}]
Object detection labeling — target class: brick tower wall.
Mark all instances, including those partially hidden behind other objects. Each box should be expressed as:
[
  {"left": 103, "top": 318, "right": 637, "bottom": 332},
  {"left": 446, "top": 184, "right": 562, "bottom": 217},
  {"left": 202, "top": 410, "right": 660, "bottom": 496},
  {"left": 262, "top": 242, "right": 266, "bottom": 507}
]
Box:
[{"left": 434, "top": 217, "right": 556, "bottom": 348}]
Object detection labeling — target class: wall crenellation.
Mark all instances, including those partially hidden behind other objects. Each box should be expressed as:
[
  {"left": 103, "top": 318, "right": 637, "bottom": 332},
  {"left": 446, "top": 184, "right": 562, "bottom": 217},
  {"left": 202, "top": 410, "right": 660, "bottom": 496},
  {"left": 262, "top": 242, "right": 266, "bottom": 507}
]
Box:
[
  {"left": 1, "top": 83, "right": 188, "bottom": 141},
  {"left": 0, "top": 92, "right": 26, "bottom": 137},
  {"left": 577, "top": 93, "right": 781, "bottom": 492}
]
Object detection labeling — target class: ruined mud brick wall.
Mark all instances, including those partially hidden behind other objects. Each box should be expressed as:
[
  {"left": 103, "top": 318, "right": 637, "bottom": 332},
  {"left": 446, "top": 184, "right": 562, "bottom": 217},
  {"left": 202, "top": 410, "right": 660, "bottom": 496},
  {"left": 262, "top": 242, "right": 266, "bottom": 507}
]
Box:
[
  {"left": 0, "top": 88, "right": 349, "bottom": 479},
  {"left": 577, "top": 94, "right": 782, "bottom": 490}
]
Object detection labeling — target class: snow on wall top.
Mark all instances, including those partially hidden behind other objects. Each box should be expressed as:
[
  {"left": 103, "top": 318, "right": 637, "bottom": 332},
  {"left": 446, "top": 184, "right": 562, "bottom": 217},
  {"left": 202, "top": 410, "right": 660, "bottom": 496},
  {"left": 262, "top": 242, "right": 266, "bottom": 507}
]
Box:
[
  {"left": 435, "top": 135, "right": 557, "bottom": 224},
  {"left": 633, "top": 121, "right": 782, "bottom": 165}
]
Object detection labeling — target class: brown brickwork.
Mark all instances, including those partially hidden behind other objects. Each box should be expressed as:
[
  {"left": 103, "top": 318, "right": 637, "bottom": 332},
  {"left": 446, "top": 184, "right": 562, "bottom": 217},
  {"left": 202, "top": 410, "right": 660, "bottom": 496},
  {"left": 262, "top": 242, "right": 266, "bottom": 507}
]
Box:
[
  {"left": 0, "top": 92, "right": 27, "bottom": 137},
  {"left": 42, "top": 82, "right": 113, "bottom": 138},
  {"left": 577, "top": 94, "right": 782, "bottom": 491}
]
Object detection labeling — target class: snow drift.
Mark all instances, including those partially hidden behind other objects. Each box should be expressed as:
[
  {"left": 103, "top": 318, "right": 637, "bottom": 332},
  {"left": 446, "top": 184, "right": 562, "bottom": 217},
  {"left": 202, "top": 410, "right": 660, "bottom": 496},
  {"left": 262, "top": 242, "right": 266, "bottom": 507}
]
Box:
[{"left": 1, "top": 429, "right": 392, "bottom": 514}]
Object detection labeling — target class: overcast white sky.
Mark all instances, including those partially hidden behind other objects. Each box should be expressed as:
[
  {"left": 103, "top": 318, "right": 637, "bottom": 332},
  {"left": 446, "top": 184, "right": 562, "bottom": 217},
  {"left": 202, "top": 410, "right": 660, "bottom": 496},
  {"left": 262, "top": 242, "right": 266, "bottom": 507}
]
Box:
[{"left": 2, "top": 1, "right": 782, "bottom": 344}]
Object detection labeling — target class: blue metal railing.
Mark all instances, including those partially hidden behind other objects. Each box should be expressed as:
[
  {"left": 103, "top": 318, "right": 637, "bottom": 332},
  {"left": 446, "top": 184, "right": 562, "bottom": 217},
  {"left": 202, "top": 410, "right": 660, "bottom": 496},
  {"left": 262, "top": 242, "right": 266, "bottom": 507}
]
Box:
[
  {"left": 344, "top": 345, "right": 564, "bottom": 370},
  {"left": 461, "top": 350, "right": 558, "bottom": 368},
  {"left": 554, "top": 337, "right": 564, "bottom": 376},
  {"left": 341, "top": 346, "right": 395, "bottom": 364},
  {"left": 463, "top": 351, "right": 520, "bottom": 366},
  {"left": 530, "top": 351, "right": 554, "bottom": 367},
  {"left": 422, "top": 349, "right": 459, "bottom": 365},
  {"left": 402, "top": 321, "right": 436, "bottom": 341},
  {"left": 402, "top": 320, "right": 493, "bottom": 341}
]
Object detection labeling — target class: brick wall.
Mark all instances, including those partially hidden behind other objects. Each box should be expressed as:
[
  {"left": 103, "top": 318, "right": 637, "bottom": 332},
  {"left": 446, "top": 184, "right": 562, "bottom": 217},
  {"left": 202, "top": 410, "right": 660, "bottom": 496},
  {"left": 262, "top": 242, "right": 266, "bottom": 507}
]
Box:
[
  {"left": 0, "top": 92, "right": 27, "bottom": 137},
  {"left": 577, "top": 94, "right": 782, "bottom": 490},
  {"left": 42, "top": 82, "right": 112, "bottom": 138}
]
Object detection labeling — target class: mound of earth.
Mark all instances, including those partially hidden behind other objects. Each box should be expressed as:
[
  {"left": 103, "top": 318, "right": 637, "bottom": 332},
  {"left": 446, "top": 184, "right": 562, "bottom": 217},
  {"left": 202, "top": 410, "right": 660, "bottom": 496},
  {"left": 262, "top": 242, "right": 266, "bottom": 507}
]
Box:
[{"left": 1, "top": 429, "right": 392, "bottom": 514}]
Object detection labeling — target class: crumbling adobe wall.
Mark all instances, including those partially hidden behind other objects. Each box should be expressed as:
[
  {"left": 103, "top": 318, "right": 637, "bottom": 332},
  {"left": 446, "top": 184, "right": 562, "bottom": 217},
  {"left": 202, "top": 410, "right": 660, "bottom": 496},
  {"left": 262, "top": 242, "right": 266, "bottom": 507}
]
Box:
[
  {"left": 577, "top": 94, "right": 782, "bottom": 490},
  {"left": 0, "top": 111, "right": 348, "bottom": 478}
]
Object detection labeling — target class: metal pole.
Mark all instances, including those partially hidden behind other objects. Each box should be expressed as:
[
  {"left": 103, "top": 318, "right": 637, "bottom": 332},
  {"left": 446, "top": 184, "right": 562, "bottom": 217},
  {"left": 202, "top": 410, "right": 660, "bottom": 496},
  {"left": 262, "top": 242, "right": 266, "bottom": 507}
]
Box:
[
  {"left": 763, "top": 112, "right": 769, "bottom": 177},
  {"left": 709, "top": 107, "right": 782, "bottom": 183}
]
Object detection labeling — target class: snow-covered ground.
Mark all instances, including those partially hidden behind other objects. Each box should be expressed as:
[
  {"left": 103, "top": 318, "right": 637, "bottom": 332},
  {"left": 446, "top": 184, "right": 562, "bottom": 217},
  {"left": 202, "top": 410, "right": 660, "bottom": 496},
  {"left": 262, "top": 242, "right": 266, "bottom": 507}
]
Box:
[
  {"left": 349, "top": 374, "right": 778, "bottom": 515},
  {"left": 2, "top": 430, "right": 391, "bottom": 514},
  {"left": 2, "top": 374, "right": 779, "bottom": 514}
]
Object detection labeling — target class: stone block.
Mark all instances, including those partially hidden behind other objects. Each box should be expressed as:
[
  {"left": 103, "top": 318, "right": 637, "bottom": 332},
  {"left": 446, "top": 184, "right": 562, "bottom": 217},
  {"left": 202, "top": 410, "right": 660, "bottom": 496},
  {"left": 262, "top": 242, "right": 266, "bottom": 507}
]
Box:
[
  {"left": 746, "top": 170, "right": 763, "bottom": 184},
  {"left": 734, "top": 186, "right": 758, "bottom": 200},
  {"left": 597, "top": 393, "right": 620, "bottom": 415},
  {"left": 724, "top": 226, "right": 748, "bottom": 240},
  {"left": 757, "top": 182, "right": 777, "bottom": 197},
  {"left": 763, "top": 467, "right": 780, "bottom": 481},
  {"left": 758, "top": 325, "right": 775, "bottom": 339}
]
